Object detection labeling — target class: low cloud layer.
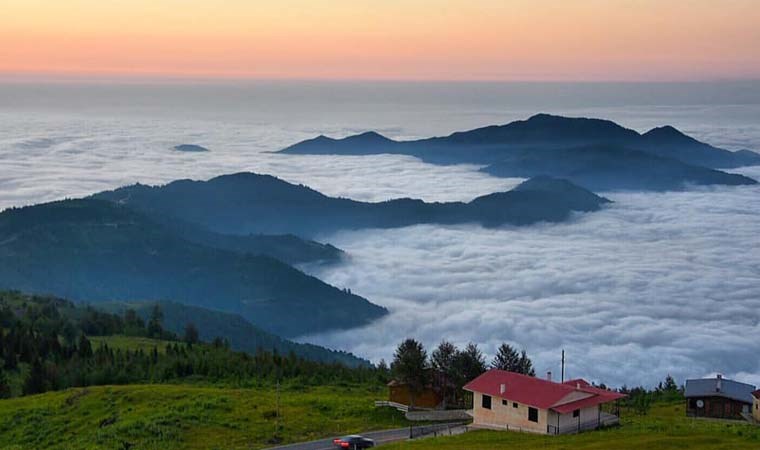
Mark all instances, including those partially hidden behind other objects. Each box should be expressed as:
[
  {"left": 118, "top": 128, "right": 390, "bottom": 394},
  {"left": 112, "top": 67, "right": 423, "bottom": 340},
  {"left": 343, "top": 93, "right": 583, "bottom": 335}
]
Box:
[
  {"left": 2, "top": 85, "right": 760, "bottom": 388},
  {"left": 304, "top": 176, "right": 760, "bottom": 388},
  {"left": 0, "top": 111, "right": 517, "bottom": 211}
]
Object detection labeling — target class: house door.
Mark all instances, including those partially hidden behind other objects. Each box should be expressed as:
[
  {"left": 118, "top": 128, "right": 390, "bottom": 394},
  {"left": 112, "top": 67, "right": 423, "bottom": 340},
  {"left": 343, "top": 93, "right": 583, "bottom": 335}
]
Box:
[{"left": 711, "top": 400, "right": 723, "bottom": 418}]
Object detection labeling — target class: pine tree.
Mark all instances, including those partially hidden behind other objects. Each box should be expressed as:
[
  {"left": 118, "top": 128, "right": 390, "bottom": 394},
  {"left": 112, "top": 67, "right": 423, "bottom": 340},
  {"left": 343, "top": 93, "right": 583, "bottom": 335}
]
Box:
[
  {"left": 78, "top": 335, "right": 93, "bottom": 359},
  {"left": 453, "top": 342, "right": 487, "bottom": 387},
  {"left": 491, "top": 343, "right": 521, "bottom": 371},
  {"left": 431, "top": 341, "right": 457, "bottom": 374},
  {"left": 124, "top": 309, "right": 142, "bottom": 326},
  {"left": 431, "top": 341, "right": 458, "bottom": 407},
  {"left": 3, "top": 349, "right": 17, "bottom": 370},
  {"left": 22, "top": 358, "right": 46, "bottom": 395},
  {"left": 184, "top": 323, "right": 199, "bottom": 346},
  {"left": 0, "top": 369, "right": 11, "bottom": 398},
  {"left": 663, "top": 374, "right": 678, "bottom": 392},
  {"left": 147, "top": 304, "right": 164, "bottom": 338},
  {"left": 517, "top": 350, "right": 536, "bottom": 376},
  {"left": 391, "top": 339, "right": 429, "bottom": 407},
  {"left": 151, "top": 345, "right": 159, "bottom": 364}
]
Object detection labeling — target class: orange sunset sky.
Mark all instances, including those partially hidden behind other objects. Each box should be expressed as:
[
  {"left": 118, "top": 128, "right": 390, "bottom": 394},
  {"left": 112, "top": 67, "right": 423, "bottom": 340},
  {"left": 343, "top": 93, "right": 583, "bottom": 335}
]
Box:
[{"left": 2, "top": 0, "right": 760, "bottom": 81}]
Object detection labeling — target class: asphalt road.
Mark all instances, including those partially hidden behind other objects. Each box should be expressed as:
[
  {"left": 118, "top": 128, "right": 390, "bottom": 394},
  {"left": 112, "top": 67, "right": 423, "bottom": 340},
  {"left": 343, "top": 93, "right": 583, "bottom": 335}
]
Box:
[{"left": 267, "top": 423, "right": 466, "bottom": 450}]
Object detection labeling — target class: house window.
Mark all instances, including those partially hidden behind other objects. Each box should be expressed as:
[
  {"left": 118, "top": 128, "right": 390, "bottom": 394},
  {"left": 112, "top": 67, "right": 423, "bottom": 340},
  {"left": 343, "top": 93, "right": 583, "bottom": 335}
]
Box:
[
  {"left": 502, "top": 399, "right": 507, "bottom": 406},
  {"left": 573, "top": 409, "right": 580, "bottom": 418},
  {"left": 513, "top": 402, "right": 518, "bottom": 408},
  {"left": 482, "top": 394, "right": 492, "bottom": 410},
  {"left": 528, "top": 407, "right": 539, "bottom": 422}
]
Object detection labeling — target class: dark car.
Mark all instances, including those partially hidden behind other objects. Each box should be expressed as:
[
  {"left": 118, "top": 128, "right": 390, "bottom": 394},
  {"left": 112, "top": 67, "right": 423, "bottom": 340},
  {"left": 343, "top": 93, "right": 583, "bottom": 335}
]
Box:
[{"left": 333, "top": 435, "right": 375, "bottom": 449}]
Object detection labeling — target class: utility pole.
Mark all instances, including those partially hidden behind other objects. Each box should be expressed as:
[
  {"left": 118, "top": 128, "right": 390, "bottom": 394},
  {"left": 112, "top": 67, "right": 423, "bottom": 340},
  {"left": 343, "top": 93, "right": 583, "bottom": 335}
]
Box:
[{"left": 561, "top": 350, "right": 565, "bottom": 383}]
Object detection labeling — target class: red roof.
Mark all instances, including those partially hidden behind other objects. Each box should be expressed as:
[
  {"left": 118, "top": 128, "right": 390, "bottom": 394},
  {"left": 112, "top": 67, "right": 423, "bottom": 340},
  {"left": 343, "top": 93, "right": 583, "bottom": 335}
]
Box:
[
  {"left": 464, "top": 370, "right": 626, "bottom": 413},
  {"left": 552, "top": 390, "right": 626, "bottom": 414},
  {"left": 752, "top": 390, "right": 760, "bottom": 399},
  {"left": 564, "top": 379, "right": 590, "bottom": 388}
]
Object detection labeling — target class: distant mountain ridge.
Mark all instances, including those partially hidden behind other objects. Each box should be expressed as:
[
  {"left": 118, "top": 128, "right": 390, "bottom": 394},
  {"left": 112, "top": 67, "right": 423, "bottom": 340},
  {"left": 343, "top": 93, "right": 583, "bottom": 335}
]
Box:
[
  {"left": 0, "top": 198, "right": 386, "bottom": 337},
  {"left": 155, "top": 216, "right": 343, "bottom": 265},
  {"left": 281, "top": 114, "right": 760, "bottom": 191},
  {"left": 482, "top": 144, "right": 754, "bottom": 191},
  {"left": 94, "top": 172, "right": 611, "bottom": 238},
  {"left": 1, "top": 171, "right": 610, "bottom": 340}
]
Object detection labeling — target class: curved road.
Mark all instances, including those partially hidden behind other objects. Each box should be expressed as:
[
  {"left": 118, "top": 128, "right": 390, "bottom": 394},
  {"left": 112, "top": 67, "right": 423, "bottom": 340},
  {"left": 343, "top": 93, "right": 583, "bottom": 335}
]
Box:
[{"left": 267, "top": 423, "right": 467, "bottom": 450}]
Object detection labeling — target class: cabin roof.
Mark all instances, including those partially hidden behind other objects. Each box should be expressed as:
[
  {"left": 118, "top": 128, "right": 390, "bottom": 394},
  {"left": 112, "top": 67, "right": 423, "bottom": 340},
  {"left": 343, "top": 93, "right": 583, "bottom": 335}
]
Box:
[
  {"left": 464, "top": 370, "right": 625, "bottom": 412},
  {"left": 684, "top": 377, "right": 756, "bottom": 404}
]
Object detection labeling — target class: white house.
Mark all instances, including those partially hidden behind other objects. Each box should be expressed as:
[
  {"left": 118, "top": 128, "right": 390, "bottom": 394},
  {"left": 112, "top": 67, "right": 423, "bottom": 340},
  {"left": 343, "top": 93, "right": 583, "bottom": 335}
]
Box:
[{"left": 464, "top": 370, "right": 626, "bottom": 435}]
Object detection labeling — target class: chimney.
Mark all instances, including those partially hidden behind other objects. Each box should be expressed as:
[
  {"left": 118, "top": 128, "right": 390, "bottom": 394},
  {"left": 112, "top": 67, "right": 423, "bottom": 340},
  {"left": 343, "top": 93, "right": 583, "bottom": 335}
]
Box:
[
  {"left": 546, "top": 371, "right": 552, "bottom": 382},
  {"left": 500, "top": 383, "right": 506, "bottom": 394},
  {"left": 716, "top": 374, "right": 723, "bottom": 392}
]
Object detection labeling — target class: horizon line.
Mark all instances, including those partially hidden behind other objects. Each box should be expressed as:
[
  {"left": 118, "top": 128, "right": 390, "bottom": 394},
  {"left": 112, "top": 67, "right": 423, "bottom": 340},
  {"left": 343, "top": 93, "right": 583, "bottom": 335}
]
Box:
[{"left": 2, "top": 71, "right": 760, "bottom": 86}]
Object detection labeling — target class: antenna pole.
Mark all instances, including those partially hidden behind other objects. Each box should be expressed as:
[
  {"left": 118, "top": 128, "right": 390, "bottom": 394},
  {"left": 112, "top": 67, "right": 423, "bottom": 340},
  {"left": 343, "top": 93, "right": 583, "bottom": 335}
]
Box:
[{"left": 561, "top": 350, "right": 565, "bottom": 383}]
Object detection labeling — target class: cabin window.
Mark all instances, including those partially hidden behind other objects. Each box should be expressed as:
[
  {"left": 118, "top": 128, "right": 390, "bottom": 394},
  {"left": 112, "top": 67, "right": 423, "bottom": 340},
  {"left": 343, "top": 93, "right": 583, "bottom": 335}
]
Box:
[
  {"left": 528, "top": 407, "right": 539, "bottom": 422},
  {"left": 502, "top": 399, "right": 507, "bottom": 406},
  {"left": 482, "top": 394, "right": 492, "bottom": 410},
  {"left": 513, "top": 402, "right": 518, "bottom": 408},
  {"left": 573, "top": 409, "right": 580, "bottom": 418}
]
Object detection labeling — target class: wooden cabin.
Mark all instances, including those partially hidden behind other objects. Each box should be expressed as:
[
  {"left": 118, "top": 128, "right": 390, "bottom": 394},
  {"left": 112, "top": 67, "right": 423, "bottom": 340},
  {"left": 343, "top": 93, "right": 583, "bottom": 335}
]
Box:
[{"left": 684, "top": 374, "right": 756, "bottom": 420}]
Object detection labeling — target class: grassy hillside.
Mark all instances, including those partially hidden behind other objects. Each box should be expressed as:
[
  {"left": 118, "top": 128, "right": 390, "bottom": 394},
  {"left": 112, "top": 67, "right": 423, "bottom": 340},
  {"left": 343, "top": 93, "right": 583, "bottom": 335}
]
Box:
[
  {"left": 0, "top": 291, "right": 386, "bottom": 403},
  {"left": 384, "top": 403, "right": 760, "bottom": 450},
  {"left": 0, "top": 383, "right": 406, "bottom": 450},
  {"left": 2, "top": 384, "right": 758, "bottom": 449}
]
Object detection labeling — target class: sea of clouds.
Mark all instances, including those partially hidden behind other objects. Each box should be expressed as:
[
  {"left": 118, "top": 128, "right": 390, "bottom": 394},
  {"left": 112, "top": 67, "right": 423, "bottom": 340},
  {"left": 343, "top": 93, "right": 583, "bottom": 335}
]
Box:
[
  {"left": 303, "top": 172, "right": 760, "bottom": 388},
  {"left": 1, "top": 81, "right": 759, "bottom": 388}
]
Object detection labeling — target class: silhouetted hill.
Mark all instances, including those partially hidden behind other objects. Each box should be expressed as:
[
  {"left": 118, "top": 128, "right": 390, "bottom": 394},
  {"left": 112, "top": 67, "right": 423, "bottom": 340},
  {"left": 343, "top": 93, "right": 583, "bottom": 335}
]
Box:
[
  {"left": 482, "top": 145, "right": 757, "bottom": 191},
  {"left": 174, "top": 144, "right": 210, "bottom": 152},
  {"left": 639, "top": 126, "right": 760, "bottom": 168},
  {"left": 291, "top": 131, "right": 397, "bottom": 155},
  {"left": 281, "top": 114, "right": 760, "bottom": 188},
  {"left": 94, "top": 173, "right": 610, "bottom": 238},
  {"left": 98, "top": 300, "right": 369, "bottom": 366},
  {"left": 439, "top": 114, "right": 640, "bottom": 148},
  {"left": 163, "top": 218, "right": 343, "bottom": 265},
  {"left": 0, "top": 199, "right": 386, "bottom": 337}
]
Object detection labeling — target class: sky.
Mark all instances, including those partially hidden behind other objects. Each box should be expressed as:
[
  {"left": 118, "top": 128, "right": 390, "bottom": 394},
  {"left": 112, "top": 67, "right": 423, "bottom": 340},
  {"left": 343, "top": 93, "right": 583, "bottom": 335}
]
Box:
[{"left": 2, "top": 0, "right": 760, "bottom": 81}]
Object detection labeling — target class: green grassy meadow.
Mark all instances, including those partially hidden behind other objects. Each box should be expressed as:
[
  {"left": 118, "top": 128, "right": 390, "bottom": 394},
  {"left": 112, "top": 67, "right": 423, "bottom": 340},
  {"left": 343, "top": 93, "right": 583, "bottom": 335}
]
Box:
[
  {"left": 2, "top": 390, "right": 759, "bottom": 450},
  {"left": 384, "top": 402, "right": 760, "bottom": 450},
  {"left": 0, "top": 383, "right": 408, "bottom": 450}
]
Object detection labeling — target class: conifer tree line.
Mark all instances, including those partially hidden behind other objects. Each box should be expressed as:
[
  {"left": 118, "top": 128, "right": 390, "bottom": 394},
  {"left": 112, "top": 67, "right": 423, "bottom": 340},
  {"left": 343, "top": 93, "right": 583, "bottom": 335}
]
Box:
[
  {"left": 388, "top": 339, "right": 536, "bottom": 407},
  {"left": 0, "top": 291, "right": 689, "bottom": 404},
  {"left": 0, "top": 292, "right": 384, "bottom": 398},
  {"left": 387, "top": 338, "right": 684, "bottom": 412}
]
